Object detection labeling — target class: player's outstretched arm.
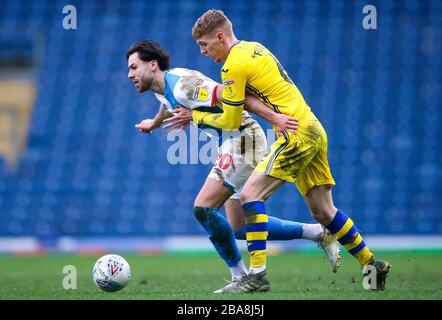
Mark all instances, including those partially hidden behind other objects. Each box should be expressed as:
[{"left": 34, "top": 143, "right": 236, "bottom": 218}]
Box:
[
  {"left": 135, "top": 105, "right": 172, "bottom": 134},
  {"left": 244, "top": 95, "right": 299, "bottom": 134}
]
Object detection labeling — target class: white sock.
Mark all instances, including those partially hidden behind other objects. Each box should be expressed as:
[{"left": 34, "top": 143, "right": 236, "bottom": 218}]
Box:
[
  {"left": 301, "top": 223, "right": 324, "bottom": 241},
  {"left": 230, "top": 260, "right": 247, "bottom": 280},
  {"left": 249, "top": 265, "right": 266, "bottom": 275}
]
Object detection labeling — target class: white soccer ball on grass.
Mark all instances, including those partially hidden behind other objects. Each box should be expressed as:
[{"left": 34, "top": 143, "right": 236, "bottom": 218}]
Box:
[{"left": 92, "top": 254, "right": 131, "bottom": 292}]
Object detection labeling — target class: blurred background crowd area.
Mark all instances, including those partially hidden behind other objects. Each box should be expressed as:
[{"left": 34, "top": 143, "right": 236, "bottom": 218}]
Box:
[{"left": 0, "top": 0, "right": 440, "bottom": 245}]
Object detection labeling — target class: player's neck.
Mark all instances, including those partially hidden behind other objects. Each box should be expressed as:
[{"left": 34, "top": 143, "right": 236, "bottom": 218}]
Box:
[
  {"left": 225, "top": 36, "right": 239, "bottom": 59},
  {"left": 150, "top": 70, "right": 165, "bottom": 95},
  {"left": 227, "top": 36, "right": 239, "bottom": 49}
]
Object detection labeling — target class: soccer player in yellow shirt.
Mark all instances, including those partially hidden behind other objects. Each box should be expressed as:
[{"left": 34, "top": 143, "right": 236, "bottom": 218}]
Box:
[{"left": 188, "top": 9, "right": 391, "bottom": 293}]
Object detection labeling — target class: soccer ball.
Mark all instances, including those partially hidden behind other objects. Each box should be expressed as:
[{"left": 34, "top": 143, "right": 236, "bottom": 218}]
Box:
[{"left": 92, "top": 254, "right": 131, "bottom": 292}]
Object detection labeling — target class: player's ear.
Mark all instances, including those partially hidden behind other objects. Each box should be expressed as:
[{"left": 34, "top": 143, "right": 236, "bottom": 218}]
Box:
[
  {"left": 150, "top": 60, "right": 158, "bottom": 71},
  {"left": 216, "top": 32, "right": 223, "bottom": 42}
]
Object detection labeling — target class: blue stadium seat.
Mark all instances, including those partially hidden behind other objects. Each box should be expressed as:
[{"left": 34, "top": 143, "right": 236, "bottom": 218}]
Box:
[{"left": 0, "top": 0, "right": 440, "bottom": 237}]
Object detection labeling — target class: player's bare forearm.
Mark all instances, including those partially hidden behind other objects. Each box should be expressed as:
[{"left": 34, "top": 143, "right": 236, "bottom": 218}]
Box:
[
  {"left": 243, "top": 95, "right": 276, "bottom": 121},
  {"left": 135, "top": 105, "right": 172, "bottom": 134},
  {"left": 244, "top": 95, "right": 299, "bottom": 133},
  {"left": 154, "top": 105, "right": 173, "bottom": 127}
]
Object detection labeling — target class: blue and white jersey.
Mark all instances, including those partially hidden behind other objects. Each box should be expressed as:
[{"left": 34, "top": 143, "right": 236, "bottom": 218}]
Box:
[
  {"left": 154, "top": 68, "right": 218, "bottom": 112},
  {"left": 154, "top": 68, "right": 255, "bottom": 133}
]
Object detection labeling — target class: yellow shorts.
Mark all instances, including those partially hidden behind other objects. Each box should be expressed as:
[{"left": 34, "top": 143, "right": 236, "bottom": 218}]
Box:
[{"left": 255, "top": 118, "right": 335, "bottom": 196}]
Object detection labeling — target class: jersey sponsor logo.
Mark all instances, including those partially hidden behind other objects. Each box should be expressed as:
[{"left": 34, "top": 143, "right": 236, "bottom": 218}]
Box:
[
  {"left": 223, "top": 79, "right": 236, "bottom": 98},
  {"left": 252, "top": 44, "right": 264, "bottom": 58},
  {"left": 253, "top": 48, "right": 263, "bottom": 57},
  {"left": 193, "top": 86, "right": 210, "bottom": 101},
  {"left": 217, "top": 153, "right": 233, "bottom": 170}
]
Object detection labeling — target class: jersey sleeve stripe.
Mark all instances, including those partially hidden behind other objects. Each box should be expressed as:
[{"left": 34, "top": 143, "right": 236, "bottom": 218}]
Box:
[
  {"left": 222, "top": 98, "right": 245, "bottom": 106},
  {"left": 211, "top": 85, "right": 218, "bottom": 107}
]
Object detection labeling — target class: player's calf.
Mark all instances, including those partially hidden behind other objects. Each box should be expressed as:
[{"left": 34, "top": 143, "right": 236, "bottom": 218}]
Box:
[{"left": 193, "top": 206, "right": 245, "bottom": 273}]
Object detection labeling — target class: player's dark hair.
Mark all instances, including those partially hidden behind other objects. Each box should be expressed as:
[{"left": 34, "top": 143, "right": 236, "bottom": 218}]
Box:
[{"left": 125, "top": 40, "right": 170, "bottom": 71}]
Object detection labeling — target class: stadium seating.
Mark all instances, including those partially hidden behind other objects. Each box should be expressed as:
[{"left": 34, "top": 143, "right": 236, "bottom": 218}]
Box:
[{"left": 0, "top": 0, "right": 440, "bottom": 237}]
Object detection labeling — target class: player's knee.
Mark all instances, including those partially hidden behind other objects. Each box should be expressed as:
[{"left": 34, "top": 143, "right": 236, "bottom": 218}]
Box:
[
  {"left": 193, "top": 206, "right": 210, "bottom": 222},
  {"left": 240, "top": 190, "right": 264, "bottom": 203},
  {"left": 309, "top": 207, "right": 335, "bottom": 225},
  {"left": 310, "top": 209, "right": 325, "bottom": 223},
  {"left": 193, "top": 206, "right": 233, "bottom": 238},
  {"left": 194, "top": 195, "right": 224, "bottom": 208}
]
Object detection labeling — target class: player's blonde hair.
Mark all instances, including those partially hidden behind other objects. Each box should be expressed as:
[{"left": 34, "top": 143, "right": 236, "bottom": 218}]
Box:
[{"left": 192, "top": 9, "right": 233, "bottom": 39}]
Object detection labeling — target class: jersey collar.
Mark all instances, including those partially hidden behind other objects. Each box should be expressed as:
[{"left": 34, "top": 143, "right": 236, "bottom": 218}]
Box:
[{"left": 230, "top": 40, "right": 241, "bottom": 49}]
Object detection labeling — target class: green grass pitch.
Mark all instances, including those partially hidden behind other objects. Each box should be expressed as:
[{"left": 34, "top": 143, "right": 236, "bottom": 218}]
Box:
[{"left": 0, "top": 250, "right": 441, "bottom": 300}]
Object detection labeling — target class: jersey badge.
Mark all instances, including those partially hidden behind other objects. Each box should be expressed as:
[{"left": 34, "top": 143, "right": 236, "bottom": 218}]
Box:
[
  {"left": 193, "top": 86, "right": 210, "bottom": 101},
  {"left": 223, "top": 79, "right": 236, "bottom": 98}
]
